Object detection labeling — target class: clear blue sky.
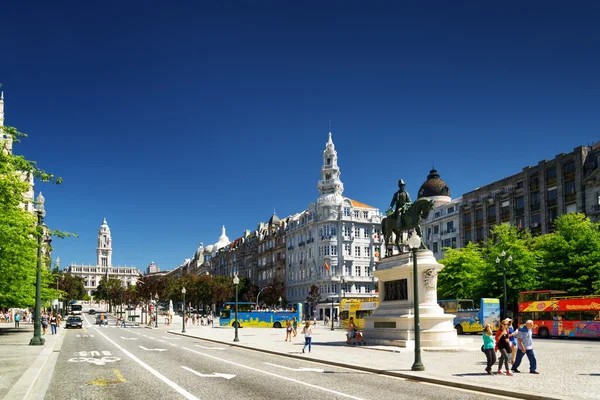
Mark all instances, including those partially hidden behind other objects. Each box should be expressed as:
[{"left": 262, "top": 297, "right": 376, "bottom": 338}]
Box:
[{"left": 2, "top": 1, "right": 599, "bottom": 271}]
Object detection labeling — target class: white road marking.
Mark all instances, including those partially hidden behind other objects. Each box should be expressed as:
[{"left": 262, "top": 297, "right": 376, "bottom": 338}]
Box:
[
  {"left": 121, "top": 336, "right": 138, "bottom": 340},
  {"left": 68, "top": 356, "right": 120, "bottom": 365},
  {"left": 163, "top": 336, "right": 180, "bottom": 340},
  {"left": 169, "top": 343, "right": 178, "bottom": 347},
  {"left": 94, "top": 328, "right": 198, "bottom": 400},
  {"left": 182, "top": 347, "right": 366, "bottom": 400},
  {"left": 181, "top": 366, "right": 236, "bottom": 380},
  {"left": 264, "top": 362, "right": 324, "bottom": 373},
  {"left": 139, "top": 346, "right": 167, "bottom": 352},
  {"left": 195, "top": 344, "right": 225, "bottom": 350},
  {"left": 158, "top": 340, "right": 166, "bottom": 343}
]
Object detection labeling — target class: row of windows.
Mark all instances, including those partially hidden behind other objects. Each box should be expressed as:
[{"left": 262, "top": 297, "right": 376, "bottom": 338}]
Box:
[
  {"left": 287, "top": 283, "right": 376, "bottom": 298},
  {"left": 71, "top": 267, "right": 137, "bottom": 274},
  {"left": 288, "top": 264, "right": 373, "bottom": 282}
]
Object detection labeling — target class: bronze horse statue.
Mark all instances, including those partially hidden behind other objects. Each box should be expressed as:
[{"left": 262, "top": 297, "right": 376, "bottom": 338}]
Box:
[{"left": 381, "top": 197, "right": 435, "bottom": 254}]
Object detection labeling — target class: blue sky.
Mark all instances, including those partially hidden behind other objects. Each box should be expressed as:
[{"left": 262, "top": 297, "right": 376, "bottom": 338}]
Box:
[{"left": 1, "top": 1, "right": 599, "bottom": 271}]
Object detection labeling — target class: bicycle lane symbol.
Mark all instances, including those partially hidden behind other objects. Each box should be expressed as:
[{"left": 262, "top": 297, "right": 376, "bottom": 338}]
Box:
[{"left": 68, "top": 351, "right": 121, "bottom": 366}]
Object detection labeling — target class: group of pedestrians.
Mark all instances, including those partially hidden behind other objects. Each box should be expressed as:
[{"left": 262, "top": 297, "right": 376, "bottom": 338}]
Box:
[
  {"left": 40, "top": 312, "right": 61, "bottom": 335},
  {"left": 482, "top": 318, "right": 538, "bottom": 376}
]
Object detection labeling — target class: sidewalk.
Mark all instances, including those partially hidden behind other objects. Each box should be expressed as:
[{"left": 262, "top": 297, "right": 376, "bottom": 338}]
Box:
[
  {"left": 0, "top": 322, "right": 65, "bottom": 400},
  {"left": 169, "top": 322, "right": 600, "bottom": 400}
]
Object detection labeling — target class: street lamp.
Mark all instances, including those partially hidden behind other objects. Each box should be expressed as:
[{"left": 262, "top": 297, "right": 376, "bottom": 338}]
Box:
[
  {"left": 330, "top": 296, "right": 335, "bottom": 331},
  {"left": 182, "top": 286, "right": 187, "bottom": 333},
  {"left": 408, "top": 232, "right": 424, "bottom": 371},
  {"left": 279, "top": 296, "right": 283, "bottom": 310},
  {"left": 496, "top": 251, "right": 513, "bottom": 320},
  {"left": 233, "top": 273, "right": 240, "bottom": 342},
  {"left": 30, "top": 192, "right": 46, "bottom": 346},
  {"left": 154, "top": 293, "right": 159, "bottom": 328},
  {"left": 256, "top": 287, "right": 266, "bottom": 309},
  {"left": 55, "top": 257, "right": 61, "bottom": 317}
]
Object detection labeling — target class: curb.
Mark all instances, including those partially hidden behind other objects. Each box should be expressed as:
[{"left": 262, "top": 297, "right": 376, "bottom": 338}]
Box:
[{"left": 168, "top": 330, "right": 569, "bottom": 400}]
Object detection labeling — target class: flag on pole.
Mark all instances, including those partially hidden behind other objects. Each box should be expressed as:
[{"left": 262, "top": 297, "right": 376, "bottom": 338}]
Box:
[{"left": 325, "top": 262, "right": 330, "bottom": 271}]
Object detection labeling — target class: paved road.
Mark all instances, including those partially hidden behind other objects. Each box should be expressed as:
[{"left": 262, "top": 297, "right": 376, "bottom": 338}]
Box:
[{"left": 44, "top": 311, "right": 514, "bottom": 400}]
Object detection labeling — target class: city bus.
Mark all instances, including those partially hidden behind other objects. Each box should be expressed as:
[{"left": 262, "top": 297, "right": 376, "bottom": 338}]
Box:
[
  {"left": 219, "top": 302, "right": 302, "bottom": 328},
  {"left": 518, "top": 290, "right": 600, "bottom": 338},
  {"left": 68, "top": 302, "right": 83, "bottom": 315},
  {"left": 438, "top": 298, "right": 501, "bottom": 334},
  {"left": 340, "top": 298, "right": 379, "bottom": 330}
]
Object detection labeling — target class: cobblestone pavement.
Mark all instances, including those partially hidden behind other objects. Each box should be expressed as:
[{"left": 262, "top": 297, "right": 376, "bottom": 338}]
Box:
[{"left": 170, "top": 322, "right": 600, "bottom": 400}]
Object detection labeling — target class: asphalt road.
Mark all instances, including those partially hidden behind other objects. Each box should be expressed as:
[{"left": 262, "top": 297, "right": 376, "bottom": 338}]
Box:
[{"left": 45, "top": 311, "right": 513, "bottom": 400}]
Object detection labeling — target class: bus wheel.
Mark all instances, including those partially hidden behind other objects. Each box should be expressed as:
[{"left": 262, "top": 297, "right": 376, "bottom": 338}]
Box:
[
  {"left": 232, "top": 321, "right": 240, "bottom": 328},
  {"left": 538, "top": 327, "right": 550, "bottom": 339},
  {"left": 455, "top": 324, "right": 464, "bottom": 335},
  {"left": 273, "top": 322, "right": 282, "bottom": 329}
]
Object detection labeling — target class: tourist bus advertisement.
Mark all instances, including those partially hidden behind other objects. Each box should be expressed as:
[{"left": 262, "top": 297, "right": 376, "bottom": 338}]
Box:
[
  {"left": 219, "top": 302, "right": 302, "bottom": 328},
  {"left": 340, "top": 298, "right": 379, "bottom": 330},
  {"left": 438, "top": 298, "right": 501, "bottom": 334},
  {"left": 518, "top": 290, "right": 600, "bottom": 338}
]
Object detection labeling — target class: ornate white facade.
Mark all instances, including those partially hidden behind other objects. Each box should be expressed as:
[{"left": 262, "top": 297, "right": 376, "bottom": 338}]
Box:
[
  {"left": 285, "top": 133, "right": 383, "bottom": 319},
  {"left": 65, "top": 218, "right": 140, "bottom": 296}
]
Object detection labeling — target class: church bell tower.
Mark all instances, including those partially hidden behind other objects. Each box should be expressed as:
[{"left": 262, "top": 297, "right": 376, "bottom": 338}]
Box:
[{"left": 97, "top": 218, "right": 113, "bottom": 268}]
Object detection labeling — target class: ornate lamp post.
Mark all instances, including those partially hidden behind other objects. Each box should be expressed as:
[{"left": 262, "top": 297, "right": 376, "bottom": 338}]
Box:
[
  {"left": 233, "top": 273, "right": 240, "bottom": 342},
  {"left": 279, "top": 296, "right": 283, "bottom": 310},
  {"left": 330, "top": 296, "right": 335, "bottom": 331},
  {"left": 55, "top": 257, "right": 61, "bottom": 317},
  {"left": 30, "top": 192, "right": 46, "bottom": 346},
  {"left": 496, "top": 251, "right": 513, "bottom": 320},
  {"left": 154, "top": 293, "right": 159, "bottom": 328},
  {"left": 182, "top": 286, "right": 187, "bottom": 333},
  {"left": 408, "top": 232, "right": 424, "bottom": 371},
  {"left": 256, "top": 287, "right": 266, "bottom": 309}
]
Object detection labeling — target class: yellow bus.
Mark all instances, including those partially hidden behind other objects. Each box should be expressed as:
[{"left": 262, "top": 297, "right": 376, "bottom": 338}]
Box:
[{"left": 339, "top": 298, "right": 379, "bottom": 330}]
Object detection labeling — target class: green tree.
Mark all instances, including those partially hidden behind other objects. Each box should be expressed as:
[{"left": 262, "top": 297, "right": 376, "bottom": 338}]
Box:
[
  {"left": 211, "top": 275, "right": 233, "bottom": 307},
  {"left": 306, "top": 284, "right": 321, "bottom": 317},
  {"left": 534, "top": 213, "right": 600, "bottom": 294},
  {"left": 262, "top": 276, "right": 285, "bottom": 307},
  {"left": 438, "top": 242, "right": 486, "bottom": 300},
  {"left": 58, "top": 273, "right": 86, "bottom": 301},
  {"left": 479, "top": 224, "right": 540, "bottom": 311}
]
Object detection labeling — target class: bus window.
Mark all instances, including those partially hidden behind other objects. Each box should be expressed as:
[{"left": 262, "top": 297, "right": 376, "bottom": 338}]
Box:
[
  {"left": 238, "top": 304, "right": 253, "bottom": 312},
  {"left": 581, "top": 311, "right": 596, "bottom": 321},
  {"left": 355, "top": 310, "right": 373, "bottom": 319},
  {"left": 220, "top": 310, "right": 230, "bottom": 319},
  {"left": 458, "top": 300, "right": 475, "bottom": 310},
  {"left": 340, "top": 311, "right": 349, "bottom": 320},
  {"left": 564, "top": 311, "right": 580, "bottom": 321}
]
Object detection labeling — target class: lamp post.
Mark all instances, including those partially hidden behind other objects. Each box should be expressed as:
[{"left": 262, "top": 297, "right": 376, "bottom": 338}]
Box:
[
  {"left": 330, "top": 296, "right": 335, "bottom": 331},
  {"left": 30, "top": 192, "right": 46, "bottom": 346},
  {"left": 233, "top": 273, "right": 240, "bottom": 342},
  {"left": 256, "top": 287, "right": 266, "bottom": 309},
  {"left": 55, "top": 257, "right": 61, "bottom": 317},
  {"left": 279, "top": 296, "right": 283, "bottom": 310},
  {"left": 408, "top": 232, "right": 424, "bottom": 371},
  {"left": 182, "top": 287, "right": 187, "bottom": 333},
  {"left": 154, "top": 293, "right": 159, "bottom": 328},
  {"left": 496, "top": 251, "right": 513, "bottom": 320},
  {"left": 120, "top": 286, "right": 124, "bottom": 322}
]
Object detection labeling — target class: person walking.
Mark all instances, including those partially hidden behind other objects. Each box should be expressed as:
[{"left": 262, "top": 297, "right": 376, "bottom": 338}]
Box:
[
  {"left": 495, "top": 320, "right": 513, "bottom": 375},
  {"left": 292, "top": 316, "right": 298, "bottom": 337},
  {"left": 301, "top": 321, "right": 313, "bottom": 353},
  {"left": 482, "top": 324, "right": 496, "bottom": 374},
  {"left": 14, "top": 313, "right": 20, "bottom": 328},
  {"left": 50, "top": 313, "right": 58, "bottom": 335},
  {"left": 285, "top": 320, "right": 293, "bottom": 342},
  {"left": 41, "top": 312, "right": 49, "bottom": 335},
  {"left": 511, "top": 320, "right": 539, "bottom": 374}
]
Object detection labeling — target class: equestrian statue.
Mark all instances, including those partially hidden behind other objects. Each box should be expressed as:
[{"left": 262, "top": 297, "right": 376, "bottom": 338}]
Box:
[{"left": 381, "top": 179, "right": 435, "bottom": 254}]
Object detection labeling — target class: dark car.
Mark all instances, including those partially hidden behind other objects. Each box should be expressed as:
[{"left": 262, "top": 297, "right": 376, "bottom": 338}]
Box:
[
  {"left": 89, "top": 309, "right": 96, "bottom": 315},
  {"left": 65, "top": 316, "right": 83, "bottom": 329}
]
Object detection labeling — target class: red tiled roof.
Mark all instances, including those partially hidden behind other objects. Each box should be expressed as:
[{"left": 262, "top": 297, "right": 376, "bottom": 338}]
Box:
[{"left": 350, "top": 199, "right": 376, "bottom": 209}]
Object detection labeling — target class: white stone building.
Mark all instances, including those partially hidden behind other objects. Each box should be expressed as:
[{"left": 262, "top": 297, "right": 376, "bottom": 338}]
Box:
[
  {"left": 64, "top": 218, "right": 141, "bottom": 296},
  {"left": 418, "top": 169, "right": 461, "bottom": 260},
  {"left": 285, "top": 133, "right": 383, "bottom": 320}
]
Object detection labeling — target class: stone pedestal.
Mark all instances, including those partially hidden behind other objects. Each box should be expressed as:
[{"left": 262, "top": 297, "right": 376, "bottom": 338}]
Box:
[{"left": 363, "top": 249, "right": 459, "bottom": 349}]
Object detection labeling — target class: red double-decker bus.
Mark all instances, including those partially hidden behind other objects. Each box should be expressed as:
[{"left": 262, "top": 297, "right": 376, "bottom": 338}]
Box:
[{"left": 518, "top": 290, "right": 600, "bottom": 339}]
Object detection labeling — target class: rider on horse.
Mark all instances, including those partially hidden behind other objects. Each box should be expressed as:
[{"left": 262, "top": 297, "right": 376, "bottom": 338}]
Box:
[{"left": 387, "top": 179, "right": 412, "bottom": 230}]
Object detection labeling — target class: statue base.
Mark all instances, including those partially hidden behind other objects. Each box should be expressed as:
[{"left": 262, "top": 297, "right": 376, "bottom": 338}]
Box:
[{"left": 363, "top": 250, "right": 459, "bottom": 349}]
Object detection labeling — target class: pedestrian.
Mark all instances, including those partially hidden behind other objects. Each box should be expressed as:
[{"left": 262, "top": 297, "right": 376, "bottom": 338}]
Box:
[
  {"left": 285, "top": 320, "right": 292, "bottom": 342},
  {"left": 511, "top": 320, "right": 539, "bottom": 374},
  {"left": 292, "top": 316, "right": 298, "bottom": 337},
  {"left": 495, "top": 320, "right": 513, "bottom": 375},
  {"left": 482, "top": 324, "right": 496, "bottom": 374},
  {"left": 41, "top": 312, "right": 49, "bottom": 335},
  {"left": 301, "top": 321, "right": 313, "bottom": 353},
  {"left": 50, "top": 313, "right": 57, "bottom": 335},
  {"left": 14, "top": 313, "right": 20, "bottom": 328}
]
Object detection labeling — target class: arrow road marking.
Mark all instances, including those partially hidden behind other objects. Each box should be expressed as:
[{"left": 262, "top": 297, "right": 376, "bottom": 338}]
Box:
[
  {"left": 195, "top": 344, "right": 225, "bottom": 350},
  {"left": 121, "top": 337, "right": 138, "bottom": 340},
  {"left": 181, "top": 366, "right": 235, "bottom": 380},
  {"left": 139, "top": 346, "right": 167, "bottom": 352},
  {"left": 264, "top": 362, "right": 324, "bottom": 373},
  {"left": 87, "top": 369, "right": 126, "bottom": 387}
]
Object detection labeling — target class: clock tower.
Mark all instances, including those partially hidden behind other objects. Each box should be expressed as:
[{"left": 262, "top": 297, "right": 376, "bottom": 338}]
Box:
[{"left": 96, "top": 218, "right": 113, "bottom": 268}]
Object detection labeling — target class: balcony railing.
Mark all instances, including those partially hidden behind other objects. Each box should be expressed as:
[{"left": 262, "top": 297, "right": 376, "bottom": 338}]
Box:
[
  {"left": 565, "top": 193, "right": 576, "bottom": 203},
  {"left": 563, "top": 171, "right": 576, "bottom": 180},
  {"left": 530, "top": 184, "right": 540, "bottom": 191},
  {"left": 307, "top": 238, "right": 314, "bottom": 244},
  {"left": 531, "top": 203, "right": 541, "bottom": 212},
  {"left": 487, "top": 215, "right": 496, "bottom": 223},
  {"left": 547, "top": 177, "right": 557, "bottom": 185},
  {"left": 298, "top": 242, "right": 305, "bottom": 247},
  {"left": 516, "top": 207, "right": 525, "bottom": 216},
  {"left": 501, "top": 213, "right": 510, "bottom": 222},
  {"left": 547, "top": 198, "right": 558, "bottom": 207},
  {"left": 475, "top": 219, "right": 483, "bottom": 227}
]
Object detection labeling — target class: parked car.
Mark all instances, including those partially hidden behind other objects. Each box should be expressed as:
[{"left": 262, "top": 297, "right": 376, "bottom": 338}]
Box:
[
  {"left": 89, "top": 309, "right": 96, "bottom": 315},
  {"left": 65, "top": 316, "right": 83, "bottom": 329}
]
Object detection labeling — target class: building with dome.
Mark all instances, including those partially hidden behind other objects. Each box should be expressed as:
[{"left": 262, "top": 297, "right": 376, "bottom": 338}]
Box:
[
  {"left": 64, "top": 218, "right": 141, "bottom": 296},
  {"left": 285, "top": 132, "right": 383, "bottom": 320},
  {"left": 419, "top": 169, "right": 462, "bottom": 260}
]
